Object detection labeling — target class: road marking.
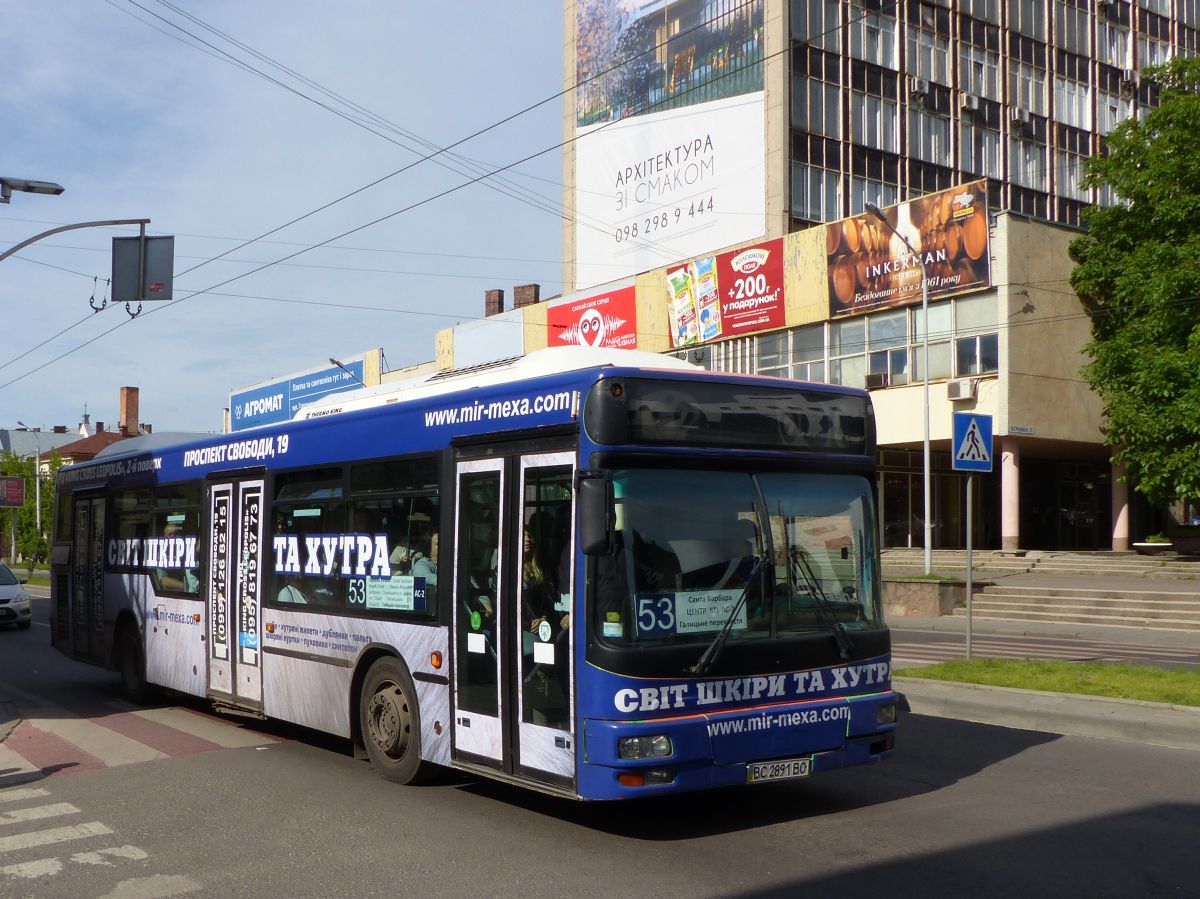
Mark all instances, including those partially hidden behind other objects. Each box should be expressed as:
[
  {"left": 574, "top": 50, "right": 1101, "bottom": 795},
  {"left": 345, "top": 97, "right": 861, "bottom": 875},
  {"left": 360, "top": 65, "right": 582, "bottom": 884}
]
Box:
[
  {"left": 0, "top": 743, "right": 42, "bottom": 781},
  {"left": 0, "top": 802, "right": 79, "bottom": 827},
  {"left": 0, "top": 787, "right": 49, "bottom": 804},
  {"left": 26, "top": 717, "right": 167, "bottom": 767},
  {"left": 72, "top": 844, "right": 149, "bottom": 866},
  {"left": 0, "top": 821, "right": 113, "bottom": 853},
  {"left": 128, "top": 706, "right": 277, "bottom": 749},
  {"left": 0, "top": 856, "right": 62, "bottom": 879}
]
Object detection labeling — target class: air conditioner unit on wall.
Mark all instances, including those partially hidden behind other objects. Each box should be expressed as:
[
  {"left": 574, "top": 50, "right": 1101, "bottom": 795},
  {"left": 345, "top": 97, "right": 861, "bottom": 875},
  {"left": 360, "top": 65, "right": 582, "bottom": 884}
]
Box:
[
  {"left": 865, "top": 372, "right": 890, "bottom": 390},
  {"left": 959, "top": 93, "right": 980, "bottom": 113},
  {"left": 947, "top": 379, "right": 976, "bottom": 401},
  {"left": 1008, "top": 106, "right": 1031, "bottom": 124},
  {"left": 908, "top": 76, "right": 930, "bottom": 98}
]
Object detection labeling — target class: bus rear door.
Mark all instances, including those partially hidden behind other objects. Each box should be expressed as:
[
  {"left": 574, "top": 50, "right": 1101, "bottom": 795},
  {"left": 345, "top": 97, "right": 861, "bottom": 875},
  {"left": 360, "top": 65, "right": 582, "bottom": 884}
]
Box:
[
  {"left": 205, "top": 478, "right": 265, "bottom": 709},
  {"left": 67, "top": 494, "right": 107, "bottom": 665}
]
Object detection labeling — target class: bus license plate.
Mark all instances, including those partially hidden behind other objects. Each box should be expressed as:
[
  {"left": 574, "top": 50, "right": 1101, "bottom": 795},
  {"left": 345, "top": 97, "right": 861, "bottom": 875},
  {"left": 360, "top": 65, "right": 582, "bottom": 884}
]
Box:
[{"left": 747, "top": 757, "right": 812, "bottom": 784}]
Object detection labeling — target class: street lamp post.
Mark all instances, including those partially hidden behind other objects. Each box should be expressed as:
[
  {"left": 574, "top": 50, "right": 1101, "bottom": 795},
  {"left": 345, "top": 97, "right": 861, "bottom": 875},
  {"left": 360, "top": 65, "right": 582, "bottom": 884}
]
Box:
[
  {"left": 0, "top": 177, "right": 65, "bottom": 205},
  {"left": 866, "top": 202, "right": 932, "bottom": 576},
  {"left": 16, "top": 422, "right": 41, "bottom": 536}
]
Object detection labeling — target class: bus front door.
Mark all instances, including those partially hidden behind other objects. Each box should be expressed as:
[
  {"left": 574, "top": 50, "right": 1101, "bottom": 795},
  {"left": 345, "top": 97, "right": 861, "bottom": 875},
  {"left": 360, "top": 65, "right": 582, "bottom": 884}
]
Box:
[
  {"left": 205, "top": 478, "right": 265, "bottom": 709},
  {"left": 71, "top": 495, "right": 106, "bottom": 664},
  {"left": 451, "top": 452, "right": 576, "bottom": 789}
]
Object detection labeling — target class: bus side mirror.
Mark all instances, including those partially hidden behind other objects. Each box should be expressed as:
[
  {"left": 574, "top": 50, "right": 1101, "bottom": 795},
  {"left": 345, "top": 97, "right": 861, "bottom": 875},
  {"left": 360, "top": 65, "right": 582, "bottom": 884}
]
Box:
[{"left": 578, "top": 476, "right": 613, "bottom": 555}]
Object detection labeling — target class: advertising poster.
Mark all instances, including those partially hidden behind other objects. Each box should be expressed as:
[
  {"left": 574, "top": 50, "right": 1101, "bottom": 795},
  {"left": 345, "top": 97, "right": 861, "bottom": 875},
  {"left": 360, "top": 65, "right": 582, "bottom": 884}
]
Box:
[
  {"left": 574, "top": 0, "right": 766, "bottom": 291},
  {"left": 827, "top": 180, "right": 991, "bottom": 318},
  {"left": 547, "top": 285, "right": 638, "bottom": 349},
  {"left": 667, "top": 237, "right": 785, "bottom": 348}
]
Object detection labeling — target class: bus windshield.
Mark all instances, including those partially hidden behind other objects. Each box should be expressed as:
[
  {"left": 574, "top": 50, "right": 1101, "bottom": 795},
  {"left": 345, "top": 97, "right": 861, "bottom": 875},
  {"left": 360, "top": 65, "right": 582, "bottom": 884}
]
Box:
[{"left": 590, "top": 469, "right": 882, "bottom": 648}]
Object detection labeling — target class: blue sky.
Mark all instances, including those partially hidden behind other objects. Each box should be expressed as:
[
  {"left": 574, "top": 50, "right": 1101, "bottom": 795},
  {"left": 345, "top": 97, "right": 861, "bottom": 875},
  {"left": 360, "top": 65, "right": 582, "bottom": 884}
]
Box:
[{"left": 1, "top": 0, "right": 565, "bottom": 433}]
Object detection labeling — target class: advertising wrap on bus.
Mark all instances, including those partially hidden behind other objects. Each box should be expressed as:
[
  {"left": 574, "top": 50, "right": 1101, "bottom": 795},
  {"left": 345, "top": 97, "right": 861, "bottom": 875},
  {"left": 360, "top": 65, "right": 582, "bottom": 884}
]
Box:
[{"left": 51, "top": 349, "right": 893, "bottom": 802}]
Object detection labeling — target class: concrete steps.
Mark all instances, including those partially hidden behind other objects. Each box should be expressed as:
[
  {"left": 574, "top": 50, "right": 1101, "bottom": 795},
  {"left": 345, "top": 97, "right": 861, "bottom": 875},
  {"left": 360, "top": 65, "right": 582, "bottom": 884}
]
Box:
[
  {"left": 950, "top": 585, "right": 1200, "bottom": 632},
  {"left": 884, "top": 549, "right": 1200, "bottom": 631}
]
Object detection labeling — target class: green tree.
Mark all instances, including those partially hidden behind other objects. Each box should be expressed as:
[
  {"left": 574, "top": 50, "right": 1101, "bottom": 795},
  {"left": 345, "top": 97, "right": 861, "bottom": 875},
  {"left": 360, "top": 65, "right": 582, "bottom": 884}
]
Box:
[
  {"left": 1069, "top": 56, "right": 1200, "bottom": 506},
  {"left": 0, "top": 449, "right": 61, "bottom": 568}
]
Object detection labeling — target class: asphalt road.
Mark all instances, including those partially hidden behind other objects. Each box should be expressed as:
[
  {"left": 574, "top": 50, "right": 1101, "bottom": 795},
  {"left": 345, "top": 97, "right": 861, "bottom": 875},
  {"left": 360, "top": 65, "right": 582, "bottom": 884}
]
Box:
[{"left": 3, "top": 596, "right": 1200, "bottom": 898}]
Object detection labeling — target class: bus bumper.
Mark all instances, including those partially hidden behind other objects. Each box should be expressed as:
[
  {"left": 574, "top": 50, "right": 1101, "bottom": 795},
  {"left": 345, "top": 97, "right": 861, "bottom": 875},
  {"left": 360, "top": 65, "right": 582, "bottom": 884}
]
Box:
[{"left": 578, "top": 691, "right": 897, "bottom": 800}]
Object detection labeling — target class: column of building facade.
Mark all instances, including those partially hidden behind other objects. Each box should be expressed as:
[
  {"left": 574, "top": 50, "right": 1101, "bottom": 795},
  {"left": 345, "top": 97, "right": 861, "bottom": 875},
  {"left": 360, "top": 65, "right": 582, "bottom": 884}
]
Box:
[
  {"left": 1111, "top": 458, "right": 1130, "bottom": 552},
  {"left": 1001, "top": 437, "right": 1020, "bottom": 551}
]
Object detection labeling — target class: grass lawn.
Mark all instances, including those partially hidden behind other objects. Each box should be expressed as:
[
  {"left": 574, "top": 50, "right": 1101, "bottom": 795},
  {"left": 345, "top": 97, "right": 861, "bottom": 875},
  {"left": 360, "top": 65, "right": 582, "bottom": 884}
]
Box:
[{"left": 899, "top": 657, "right": 1200, "bottom": 708}]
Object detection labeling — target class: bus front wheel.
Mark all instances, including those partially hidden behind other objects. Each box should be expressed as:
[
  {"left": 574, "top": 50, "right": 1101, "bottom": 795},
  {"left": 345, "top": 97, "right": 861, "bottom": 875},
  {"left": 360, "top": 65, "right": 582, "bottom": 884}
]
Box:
[{"left": 360, "top": 656, "right": 429, "bottom": 784}]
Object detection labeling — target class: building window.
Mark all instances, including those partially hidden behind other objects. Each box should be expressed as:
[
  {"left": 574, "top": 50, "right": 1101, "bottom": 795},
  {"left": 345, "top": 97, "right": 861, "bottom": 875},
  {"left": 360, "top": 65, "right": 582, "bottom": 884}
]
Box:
[
  {"left": 1138, "top": 0, "right": 1169, "bottom": 15},
  {"left": 953, "top": 294, "right": 999, "bottom": 377},
  {"left": 1010, "top": 137, "right": 1048, "bottom": 190},
  {"left": 961, "top": 122, "right": 1002, "bottom": 178},
  {"left": 959, "top": 44, "right": 1000, "bottom": 100},
  {"left": 1096, "top": 90, "right": 1132, "bottom": 134},
  {"left": 1009, "top": 0, "right": 1047, "bottom": 41},
  {"left": 793, "top": 76, "right": 841, "bottom": 138},
  {"left": 848, "top": 9, "right": 897, "bottom": 68},
  {"left": 963, "top": 0, "right": 1000, "bottom": 23},
  {"left": 792, "top": 162, "right": 841, "bottom": 222},
  {"left": 906, "top": 25, "right": 950, "bottom": 84},
  {"left": 1053, "top": 2, "right": 1090, "bottom": 54},
  {"left": 956, "top": 333, "right": 999, "bottom": 375},
  {"left": 1138, "top": 34, "right": 1171, "bottom": 68},
  {"left": 791, "top": 0, "right": 841, "bottom": 51},
  {"left": 830, "top": 317, "right": 867, "bottom": 388},
  {"left": 849, "top": 177, "right": 899, "bottom": 216},
  {"left": 1008, "top": 60, "right": 1047, "bottom": 115},
  {"left": 851, "top": 92, "right": 898, "bottom": 152},
  {"left": 868, "top": 309, "right": 909, "bottom": 385},
  {"left": 756, "top": 324, "right": 825, "bottom": 382},
  {"left": 1097, "top": 20, "right": 1131, "bottom": 68},
  {"left": 1054, "top": 76, "right": 1091, "bottom": 130},
  {"left": 907, "top": 107, "right": 951, "bottom": 164},
  {"left": 1056, "top": 150, "right": 1089, "bottom": 201},
  {"left": 911, "top": 301, "right": 953, "bottom": 380}
]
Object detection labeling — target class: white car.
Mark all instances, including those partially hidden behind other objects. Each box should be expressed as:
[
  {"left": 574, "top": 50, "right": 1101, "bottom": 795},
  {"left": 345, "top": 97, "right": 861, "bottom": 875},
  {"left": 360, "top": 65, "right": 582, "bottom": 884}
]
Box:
[{"left": 0, "top": 562, "right": 32, "bottom": 630}]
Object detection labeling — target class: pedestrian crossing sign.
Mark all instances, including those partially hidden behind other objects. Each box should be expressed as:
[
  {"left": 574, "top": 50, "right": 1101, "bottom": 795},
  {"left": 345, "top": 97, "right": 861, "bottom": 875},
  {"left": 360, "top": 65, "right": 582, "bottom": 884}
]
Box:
[{"left": 952, "top": 412, "right": 993, "bottom": 472}]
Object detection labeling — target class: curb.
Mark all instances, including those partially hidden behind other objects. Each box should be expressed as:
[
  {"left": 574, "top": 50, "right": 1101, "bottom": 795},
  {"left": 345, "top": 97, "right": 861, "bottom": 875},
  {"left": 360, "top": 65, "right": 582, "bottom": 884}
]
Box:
[
  {"left": 0, "top": 701, "right": 19, "bottom": 743},
  {"left": 894, "top": 676, "right": 1200, "bottom": 752}
]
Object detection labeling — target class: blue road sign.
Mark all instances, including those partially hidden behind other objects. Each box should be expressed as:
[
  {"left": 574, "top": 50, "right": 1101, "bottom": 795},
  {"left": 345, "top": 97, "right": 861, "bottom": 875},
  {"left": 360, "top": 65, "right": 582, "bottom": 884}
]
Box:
[{"left": 952, "top": 412, "right": 993, "bottom": 472}]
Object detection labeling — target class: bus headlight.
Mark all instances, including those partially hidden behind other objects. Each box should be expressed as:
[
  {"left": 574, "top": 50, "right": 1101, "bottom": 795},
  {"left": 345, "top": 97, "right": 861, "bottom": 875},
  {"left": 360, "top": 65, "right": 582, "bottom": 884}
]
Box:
[
  {"left": 877, "top": 703, "right": 897, "bottom": 725},
  {"left": 618, "top": 734, "right": 673, "bottom": 759}
]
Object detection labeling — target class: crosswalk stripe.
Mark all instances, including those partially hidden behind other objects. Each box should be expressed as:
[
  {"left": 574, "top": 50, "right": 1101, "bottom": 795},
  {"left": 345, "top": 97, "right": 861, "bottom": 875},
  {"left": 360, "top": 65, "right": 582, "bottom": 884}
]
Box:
[
  {"left": 127, "top": 706, "right": 276, "bottom": 750},
  {"left": 0, "top": 803, "right": 79, "bottom": 827},
  {"left": 25, "top": 716, "right": 167, "bottom": 767},
  {"left": 0, "top": 855, "right": 62, "bottom": 879},
  {"left": 71, "top": 844, "right": 149, "bottom": 865},
  {"left": 0, "top": 743, "right": 42, "bottom": 781},
  {"left": 0, "top": 821, "right": 113, "bottom": 854},
  {"left": 0, "top": 788, "right": 48, "bottom": 804}
]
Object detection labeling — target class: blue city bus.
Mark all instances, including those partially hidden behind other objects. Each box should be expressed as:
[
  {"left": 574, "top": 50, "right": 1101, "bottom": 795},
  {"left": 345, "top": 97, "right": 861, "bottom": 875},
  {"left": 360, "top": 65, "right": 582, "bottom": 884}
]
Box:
[{"left": 50, "top": 347, "right": 896, "bottom": 800}]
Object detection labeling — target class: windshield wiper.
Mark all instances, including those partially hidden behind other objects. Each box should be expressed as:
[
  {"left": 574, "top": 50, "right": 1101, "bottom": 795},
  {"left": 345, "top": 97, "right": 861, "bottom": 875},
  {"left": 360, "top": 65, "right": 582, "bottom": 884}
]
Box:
[
  {"left": 686, "top": 554, "right": 767, "bottom": 676},
  {"left": 789, "top": 546, "right": 854, "bottom": 660}
]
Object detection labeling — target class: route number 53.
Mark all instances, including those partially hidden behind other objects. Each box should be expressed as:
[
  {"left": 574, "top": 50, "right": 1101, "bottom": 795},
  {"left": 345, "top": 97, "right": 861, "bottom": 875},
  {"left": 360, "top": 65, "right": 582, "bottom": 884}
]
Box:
[{"left": 638, "top": 596, "right": 676, "bottom": 636}]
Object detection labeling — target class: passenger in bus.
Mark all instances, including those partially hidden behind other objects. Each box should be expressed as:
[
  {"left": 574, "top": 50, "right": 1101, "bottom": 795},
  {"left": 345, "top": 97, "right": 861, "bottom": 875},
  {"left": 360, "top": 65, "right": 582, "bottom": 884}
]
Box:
[
  {"left": 276, "top": 574, "right": 309, "bottom": 604},
  {"left": 523, "top": 524, "right": 558, "bottom": 638},
  {"left": 411, "top": 533, "right": 438, "bottom": 587},
  {"left": 155, "top": 523, "right": 199, "bottom": 594}
]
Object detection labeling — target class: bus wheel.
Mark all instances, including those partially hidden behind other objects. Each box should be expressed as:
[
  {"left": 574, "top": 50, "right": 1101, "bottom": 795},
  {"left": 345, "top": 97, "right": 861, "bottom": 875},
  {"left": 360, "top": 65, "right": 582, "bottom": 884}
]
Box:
[
  {"left": 118, "top": 625, "right": 154, "bottom": 705},
  {"left": 360, "top": 657, "right": 428, "bottom": 784}
]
